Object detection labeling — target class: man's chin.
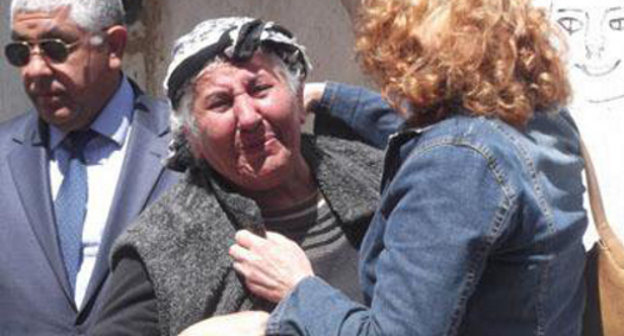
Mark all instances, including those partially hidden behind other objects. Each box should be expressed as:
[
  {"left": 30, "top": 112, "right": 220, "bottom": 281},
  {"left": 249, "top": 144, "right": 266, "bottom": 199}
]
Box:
[{"left": 39, "top": 108, "right": 76, "bottom": 128}]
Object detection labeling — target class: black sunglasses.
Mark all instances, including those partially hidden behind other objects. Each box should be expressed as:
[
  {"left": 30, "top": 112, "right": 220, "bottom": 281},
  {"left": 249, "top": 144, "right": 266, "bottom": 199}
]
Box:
[{"left": 4, "top": 38, "right": 80, "bottom": 67}]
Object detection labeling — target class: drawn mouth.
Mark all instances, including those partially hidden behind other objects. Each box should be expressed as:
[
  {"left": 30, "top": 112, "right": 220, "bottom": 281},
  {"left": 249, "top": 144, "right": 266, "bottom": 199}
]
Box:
[{"left": 575, "top": 60, "right": 621, "bottom": 77}]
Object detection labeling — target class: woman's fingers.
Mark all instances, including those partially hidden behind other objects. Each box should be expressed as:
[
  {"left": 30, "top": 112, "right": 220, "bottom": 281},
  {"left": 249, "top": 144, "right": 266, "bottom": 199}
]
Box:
[
  {"left": 234, "top": 229, "right": 265, "bottom": 249},
  {"left": 229, "top": 242, "right": 256, "bottom": 263},
  {"left": 230, "top": 230, "right": 314, "bottom": 302}
]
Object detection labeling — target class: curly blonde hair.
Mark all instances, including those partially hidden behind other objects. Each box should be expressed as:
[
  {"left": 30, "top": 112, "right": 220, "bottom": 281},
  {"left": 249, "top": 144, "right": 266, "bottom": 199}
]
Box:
[{"left": 355, "top": 0, "right": 570, "bottom": 128}]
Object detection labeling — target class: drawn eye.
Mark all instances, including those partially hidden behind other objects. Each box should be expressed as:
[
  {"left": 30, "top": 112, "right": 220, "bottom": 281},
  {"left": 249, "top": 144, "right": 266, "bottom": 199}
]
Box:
[
  {"left": 609, "top": 18, "right": 624, "bottom": 31},
  {"left": 557, "top": 17, "right": 583, "bottom": 34}
]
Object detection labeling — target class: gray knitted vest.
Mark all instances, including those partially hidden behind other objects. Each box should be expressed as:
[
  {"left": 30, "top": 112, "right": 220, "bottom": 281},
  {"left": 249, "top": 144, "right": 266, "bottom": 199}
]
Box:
[{"left": 111, "top": 135, "right": 383, "bottom": 335}]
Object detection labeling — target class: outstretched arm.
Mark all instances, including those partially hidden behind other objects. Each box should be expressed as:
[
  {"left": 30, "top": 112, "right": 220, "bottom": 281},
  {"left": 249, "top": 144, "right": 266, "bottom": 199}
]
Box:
[
  {"left": 309, "top": 82, "right": 404, "bottom": 149},
  {"left": 230, "top": 144, "right": 510, "bottom": 335}
]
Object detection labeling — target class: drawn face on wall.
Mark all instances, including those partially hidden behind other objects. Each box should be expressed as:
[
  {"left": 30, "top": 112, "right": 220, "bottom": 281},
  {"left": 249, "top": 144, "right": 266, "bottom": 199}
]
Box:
[{"left": 550, "top": 0, "right": 624, "bottom": 103}]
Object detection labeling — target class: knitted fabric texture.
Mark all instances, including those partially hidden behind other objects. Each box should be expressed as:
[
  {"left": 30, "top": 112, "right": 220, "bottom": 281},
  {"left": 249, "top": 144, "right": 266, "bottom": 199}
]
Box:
[{"left": 111, "top": 134, "right": 383, "bottom": 335}]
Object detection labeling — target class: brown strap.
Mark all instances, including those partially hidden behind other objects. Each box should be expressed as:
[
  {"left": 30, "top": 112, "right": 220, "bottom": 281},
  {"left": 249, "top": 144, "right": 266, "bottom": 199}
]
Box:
[{"left": 580, "top": 139, "right": 624, "bottom": 268}]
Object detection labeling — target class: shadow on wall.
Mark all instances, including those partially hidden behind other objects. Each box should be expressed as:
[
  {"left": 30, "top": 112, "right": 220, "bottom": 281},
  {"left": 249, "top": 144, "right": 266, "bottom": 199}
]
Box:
[{"left": 123, "top": 0, "right": 142, "bottom": 25}]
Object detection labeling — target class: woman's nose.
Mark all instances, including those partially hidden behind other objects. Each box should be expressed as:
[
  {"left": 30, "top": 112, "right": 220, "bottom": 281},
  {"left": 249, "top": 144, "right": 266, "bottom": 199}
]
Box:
[{"left": 235, "top": 96, "right": 262, "bottom": 131}]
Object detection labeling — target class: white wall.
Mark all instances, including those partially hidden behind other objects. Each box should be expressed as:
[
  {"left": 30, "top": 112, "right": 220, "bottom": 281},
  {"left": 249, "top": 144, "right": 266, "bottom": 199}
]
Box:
[{"left": 0, "top": 0, "right": 31, "bottom": 122}]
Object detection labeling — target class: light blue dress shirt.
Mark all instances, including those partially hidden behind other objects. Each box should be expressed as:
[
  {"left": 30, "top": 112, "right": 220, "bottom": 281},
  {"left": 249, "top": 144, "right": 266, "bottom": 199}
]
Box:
[{"left": 48, "top": 76, "right": 135, "bottom": 308}]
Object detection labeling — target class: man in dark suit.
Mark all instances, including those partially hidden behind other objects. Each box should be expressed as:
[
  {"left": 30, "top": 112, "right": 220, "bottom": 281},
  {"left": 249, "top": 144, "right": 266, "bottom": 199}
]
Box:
[{"left": 0, "top": 0, "right": 179, "bottom": 334}]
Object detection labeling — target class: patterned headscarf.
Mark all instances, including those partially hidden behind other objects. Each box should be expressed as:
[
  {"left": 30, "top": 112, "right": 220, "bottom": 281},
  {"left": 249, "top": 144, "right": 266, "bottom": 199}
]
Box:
[{"left": 163, "top": 17, "right": 312, "bottom": 110}]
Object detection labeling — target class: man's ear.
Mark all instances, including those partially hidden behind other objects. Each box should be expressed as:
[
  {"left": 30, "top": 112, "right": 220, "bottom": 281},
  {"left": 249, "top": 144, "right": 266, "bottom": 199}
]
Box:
[{"left": 105, "top": 25, "right": 128, "bottom": 70}]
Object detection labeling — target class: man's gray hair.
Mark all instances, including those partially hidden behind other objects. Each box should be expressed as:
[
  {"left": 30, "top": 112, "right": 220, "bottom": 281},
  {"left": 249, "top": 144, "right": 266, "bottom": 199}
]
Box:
[{"left": 10, "top": 0, "right": 125, "bottom": 32}]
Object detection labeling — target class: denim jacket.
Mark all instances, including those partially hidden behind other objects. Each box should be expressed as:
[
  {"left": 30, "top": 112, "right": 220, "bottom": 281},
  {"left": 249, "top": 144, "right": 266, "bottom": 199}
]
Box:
[{"left": 268, "top": 83, "right": 587, "bottom": 335}]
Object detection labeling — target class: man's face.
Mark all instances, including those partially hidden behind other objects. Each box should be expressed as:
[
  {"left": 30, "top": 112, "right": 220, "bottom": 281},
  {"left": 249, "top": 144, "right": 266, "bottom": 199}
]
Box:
[
  {"left": 551, "top": 0, "right": 624, "bottom": 103},
  {"left": 10, "top": 7, "right": 117, "bottom": 132},
  {"left": 188, "top": 53, "right": 306, "bottom": 192}
]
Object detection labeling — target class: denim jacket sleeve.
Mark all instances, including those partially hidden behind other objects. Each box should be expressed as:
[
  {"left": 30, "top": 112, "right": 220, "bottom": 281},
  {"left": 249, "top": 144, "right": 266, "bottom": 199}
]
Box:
[
  {"left": 313, "top": 81, "right": 404, "bottom": 149},
  {"left": 266, "top": 138, "right": 515, "bottom": 336}
]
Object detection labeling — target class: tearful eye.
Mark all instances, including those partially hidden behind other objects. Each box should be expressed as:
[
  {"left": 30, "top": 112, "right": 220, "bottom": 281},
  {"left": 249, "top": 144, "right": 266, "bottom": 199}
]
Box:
[
  {"left": 557, "top": 17, "right": 583, "bottom": 35},
  {"left": 250, "top": 83, "right": 272, "bottom": 97},
  {"left": 206, "top": 95, "right": 232, "bottom": 112},
  {"left": 610, "top": 18, "right": 624, "bottom": 31}
]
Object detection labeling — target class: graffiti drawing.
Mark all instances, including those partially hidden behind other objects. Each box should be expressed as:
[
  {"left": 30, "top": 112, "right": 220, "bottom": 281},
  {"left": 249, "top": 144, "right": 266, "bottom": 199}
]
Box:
[{"left": 537, "top": 0, "right": 624, "bottom": 245}]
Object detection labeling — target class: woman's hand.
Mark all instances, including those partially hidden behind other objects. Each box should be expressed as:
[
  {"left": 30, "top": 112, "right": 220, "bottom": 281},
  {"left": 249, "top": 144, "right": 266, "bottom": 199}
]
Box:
[
  {"left": 178, "top": 311, "right": 269, "bottom": 336},
  {"left": 229, "top": 230, "right": 314, "bottom": 302}
]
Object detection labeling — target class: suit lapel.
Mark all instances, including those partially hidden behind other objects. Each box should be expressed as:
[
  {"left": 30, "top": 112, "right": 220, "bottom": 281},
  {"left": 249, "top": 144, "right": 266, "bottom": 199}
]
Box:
[
  {"left": 80, "top": 94, "right": 171, "bottom": 311},
  {"left": 7, "top": 115, "right": 74, "bottom": 303}
]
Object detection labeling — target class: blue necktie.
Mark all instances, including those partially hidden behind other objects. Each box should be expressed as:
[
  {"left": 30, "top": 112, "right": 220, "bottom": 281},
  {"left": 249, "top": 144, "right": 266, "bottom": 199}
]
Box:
[{"left": 54, "top": 130, "right": 95, "bottom": 293}]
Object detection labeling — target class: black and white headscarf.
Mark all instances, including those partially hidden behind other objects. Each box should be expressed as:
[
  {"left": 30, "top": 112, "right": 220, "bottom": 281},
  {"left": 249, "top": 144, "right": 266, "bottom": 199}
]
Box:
[{"left": 163, "top": 17, "right": 312, "bottom": 110}]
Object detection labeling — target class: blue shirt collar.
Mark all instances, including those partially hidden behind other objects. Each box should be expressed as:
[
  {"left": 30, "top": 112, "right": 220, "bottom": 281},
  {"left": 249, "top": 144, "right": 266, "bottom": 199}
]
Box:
[{"left": 49, "top": 76, "right": 135, "bottom": 150}]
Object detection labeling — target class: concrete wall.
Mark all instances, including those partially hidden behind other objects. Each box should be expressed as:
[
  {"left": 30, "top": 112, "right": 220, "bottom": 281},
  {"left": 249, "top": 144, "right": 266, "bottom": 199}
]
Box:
[
  {"left": 0, "top": 0, "right": 368, "bottom": 123},
  {"left": 0, "top": 0, "right": 31, "bottom": 122}
]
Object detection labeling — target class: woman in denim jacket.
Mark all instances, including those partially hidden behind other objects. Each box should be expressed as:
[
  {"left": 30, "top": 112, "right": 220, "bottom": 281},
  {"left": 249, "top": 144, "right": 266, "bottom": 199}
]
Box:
[{"left": 225, "top": 0, "right": 588, "bottom": 335}]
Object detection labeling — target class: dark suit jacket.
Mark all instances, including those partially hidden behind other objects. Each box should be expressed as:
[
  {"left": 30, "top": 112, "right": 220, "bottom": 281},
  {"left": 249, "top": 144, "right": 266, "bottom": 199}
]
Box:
[{"left": 0, "top": 88, "right": 180, "bottom": 335}]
